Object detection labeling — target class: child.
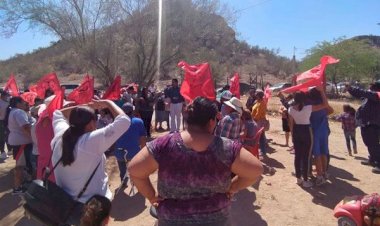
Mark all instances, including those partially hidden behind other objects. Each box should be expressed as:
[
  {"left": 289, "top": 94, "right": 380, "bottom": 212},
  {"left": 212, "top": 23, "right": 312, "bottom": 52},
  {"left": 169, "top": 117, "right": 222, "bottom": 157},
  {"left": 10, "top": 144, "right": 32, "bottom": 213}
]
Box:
[
  {"left": 279, "top": 106, "right": 290, "bottom": 146},
  {"left": 241, "top": 110, "right": 259, "bottom": 157},
  {"left": 80, "top": 195, "right": 111, "bottom": 226},
  {"left": 335, "top": 104, "right": 357, "bottom": 156}
]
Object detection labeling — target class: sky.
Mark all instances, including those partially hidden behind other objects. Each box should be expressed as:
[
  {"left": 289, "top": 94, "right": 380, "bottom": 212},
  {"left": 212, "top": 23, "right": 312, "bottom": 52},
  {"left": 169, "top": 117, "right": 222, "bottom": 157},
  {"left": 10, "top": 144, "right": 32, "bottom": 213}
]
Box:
[{"left": 0, "top": 0, "right": 379, "bottom": 61}]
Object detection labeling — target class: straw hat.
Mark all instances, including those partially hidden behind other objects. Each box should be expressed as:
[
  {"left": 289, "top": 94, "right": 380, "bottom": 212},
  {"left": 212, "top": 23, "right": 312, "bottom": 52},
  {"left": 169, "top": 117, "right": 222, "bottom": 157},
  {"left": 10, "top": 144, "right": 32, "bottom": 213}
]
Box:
[{"left": 224, "top": 97, "right": 243, "bottom": 114}]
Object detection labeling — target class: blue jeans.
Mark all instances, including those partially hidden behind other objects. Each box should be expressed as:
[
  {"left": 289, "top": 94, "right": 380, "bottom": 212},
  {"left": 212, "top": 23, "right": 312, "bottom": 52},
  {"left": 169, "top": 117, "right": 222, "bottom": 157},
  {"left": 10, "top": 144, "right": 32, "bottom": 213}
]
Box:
[{"left": 344, "top": 130, "right": 356, "bottom": 153}]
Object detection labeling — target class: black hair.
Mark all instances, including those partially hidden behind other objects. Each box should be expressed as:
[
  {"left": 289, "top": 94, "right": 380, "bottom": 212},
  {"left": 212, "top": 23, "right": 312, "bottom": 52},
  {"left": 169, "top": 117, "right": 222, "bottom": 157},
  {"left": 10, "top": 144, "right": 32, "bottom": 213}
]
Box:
[
  {"left": 293, "top": 91, "right": 306, "bottom": 111},
  {"left": 45, "top": 89, "right": 54, "bottom": 98},
  {"left": 185, "top": 97, "right": 218, "bottom": 128},
  {"left": 343, "top": 104, "right": 356, "bottom": 117},
  {"left": 370, "top": 82, "right": 380, "bottom": 92},
  {"left": 242, "top": 110, "right": 253, "bottom": 121},
  {"left": 172, "top": 78, "right": 178, "bottom": 83},
  {"left": 62, "top": 106, "right": 97, "bottom": 166},
  {"left": 308, "top": 88, "right": 322, "bottom": 104},
  {"left": 80, "top": 195, "right": 111, "bottom": 226},
  {"left": 11, "top": 96, "right": 25, "bottom": 107},
  {"left": 256, "top": 91, "right": 264, "bottom": 100},
  {"left": 127, "top": 86, "right": 134, "bottom": 91},
  {"left": 223, "top": 85, "right": 230, "bottom": 90}
]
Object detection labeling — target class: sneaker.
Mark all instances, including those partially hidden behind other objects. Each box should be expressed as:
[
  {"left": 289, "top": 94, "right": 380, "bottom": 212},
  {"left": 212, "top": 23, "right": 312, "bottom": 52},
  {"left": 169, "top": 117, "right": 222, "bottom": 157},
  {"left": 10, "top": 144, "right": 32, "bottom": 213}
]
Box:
[
  {"left": 0, "top": 152, "right": 8, "bottom": 159},
  {"left": 296, "top": 178, "right": 303, "bottom": 185},
  {"left": 353, "top": 149, "right": 358, "bottom": 154},
  {"left": 361, "top": 160, "right": 376, "bottom": 167},
  {"left": 12, "top": 187, "right": 25, "bottom": 195},
  {"left": 302, "top": 180, "right": 313, "bottom": 188},
  {"left": 372, "top": 166, "right": 380, "bottom": 174},
  {"left": 315, "top": 176, "right": 327, "bottom": 186}
]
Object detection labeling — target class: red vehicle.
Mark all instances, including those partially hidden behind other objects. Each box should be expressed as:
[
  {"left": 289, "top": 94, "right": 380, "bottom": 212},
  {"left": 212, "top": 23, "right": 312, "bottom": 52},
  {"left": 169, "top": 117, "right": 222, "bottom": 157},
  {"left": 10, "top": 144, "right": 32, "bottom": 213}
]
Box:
[{"left": 333, "top": 193, "right": 380, "bottom": 226}]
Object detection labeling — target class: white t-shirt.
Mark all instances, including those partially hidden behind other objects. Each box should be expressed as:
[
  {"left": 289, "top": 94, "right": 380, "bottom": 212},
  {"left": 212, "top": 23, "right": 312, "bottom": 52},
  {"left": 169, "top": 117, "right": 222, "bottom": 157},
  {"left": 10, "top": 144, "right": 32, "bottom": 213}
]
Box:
[
  {"left": 51, "top": 110, "right": 130, "bottom": 203},
  {"left": 31, "top": 122, "right": 38, "bottom": 155},
  {"left": 288, "top": 105, "right": 312, "bottom": 125},
  {"left": 8, "top": 108, "right": 33, "bottom": 145}
]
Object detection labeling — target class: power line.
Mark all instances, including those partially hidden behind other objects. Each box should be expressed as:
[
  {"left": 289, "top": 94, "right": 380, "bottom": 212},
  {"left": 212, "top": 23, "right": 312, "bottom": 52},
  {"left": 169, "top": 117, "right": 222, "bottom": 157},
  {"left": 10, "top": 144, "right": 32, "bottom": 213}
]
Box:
[{"left": 233, "top": 0, "right": 273, "bottom": 14}]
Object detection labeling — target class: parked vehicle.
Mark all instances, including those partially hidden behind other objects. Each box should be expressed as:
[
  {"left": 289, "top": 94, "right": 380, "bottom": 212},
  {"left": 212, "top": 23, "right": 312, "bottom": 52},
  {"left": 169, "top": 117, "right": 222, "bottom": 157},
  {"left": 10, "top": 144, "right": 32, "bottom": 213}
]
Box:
[
  {"left": 61, "top": 83, "right": 79, "bottom": 96},
  {"left": 269, "top": 82, "right": 292, "bottom": 95}
]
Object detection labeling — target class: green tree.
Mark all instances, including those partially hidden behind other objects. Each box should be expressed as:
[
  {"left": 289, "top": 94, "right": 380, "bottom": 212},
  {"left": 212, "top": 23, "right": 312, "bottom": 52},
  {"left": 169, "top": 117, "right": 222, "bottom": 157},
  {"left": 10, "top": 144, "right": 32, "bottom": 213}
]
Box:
[{"left": 301, "top": 38, "right": 380, "bottom": 86}]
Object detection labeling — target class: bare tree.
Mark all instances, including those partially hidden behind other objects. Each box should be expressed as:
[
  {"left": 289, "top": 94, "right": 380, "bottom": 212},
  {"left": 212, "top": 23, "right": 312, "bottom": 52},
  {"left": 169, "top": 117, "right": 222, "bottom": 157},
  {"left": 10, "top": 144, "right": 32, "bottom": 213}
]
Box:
[{"left": 0, "top": 0, "right": 130, "bottom": 84}]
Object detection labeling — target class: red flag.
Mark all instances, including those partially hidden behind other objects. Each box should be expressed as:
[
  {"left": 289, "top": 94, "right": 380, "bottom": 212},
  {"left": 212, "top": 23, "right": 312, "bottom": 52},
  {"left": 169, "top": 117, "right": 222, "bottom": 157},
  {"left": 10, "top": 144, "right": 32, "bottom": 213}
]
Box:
[
  {"left": 29, "top": 72, "right": 61, "bottom": 99},
  {"left": 39, "top": 88, "right": 64, "bottom": 120},
  {"left": 296, "top": 56, "right": 339, "bottom": 82},
  {"left": 229, "top": 73, "right": 240, "bottom": 99},
  {"left": 264, "top": 84, "right": 272, "bottom": 104},
  {"left": 20, "top": 92, "right": 38, "bottom": 106},
  {"left": 282, "top": 76, "right": 323, "bottom": 93},
  {"left": 4, "top": 74, "right": 19, "bottom": 96},
  {"left": 178, "top": 61, "right": 216, "bottom": 102},
  {"left": 283, "top": 55, "right": 339, "bottom": 94},
  {"left": 320, "top": 55, "right": 340, "bottom": 65},
  {"left": 67, "top": 75, "right": 94, "bottom": 104},
  {"left": 102, "top": 75, "right": 121, "bottom": 100}
]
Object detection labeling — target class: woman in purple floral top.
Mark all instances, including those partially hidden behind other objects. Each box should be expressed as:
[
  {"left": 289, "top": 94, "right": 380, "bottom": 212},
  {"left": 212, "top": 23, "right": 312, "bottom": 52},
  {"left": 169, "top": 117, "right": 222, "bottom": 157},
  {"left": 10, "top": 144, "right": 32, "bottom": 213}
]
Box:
[{"left": 128, "top": 97, "right": 263, "bottom": 226}]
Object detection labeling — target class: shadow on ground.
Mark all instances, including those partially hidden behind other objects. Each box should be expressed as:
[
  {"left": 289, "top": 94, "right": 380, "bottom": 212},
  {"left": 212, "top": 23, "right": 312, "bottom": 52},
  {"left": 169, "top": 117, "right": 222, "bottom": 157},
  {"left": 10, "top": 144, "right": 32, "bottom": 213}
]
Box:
[
  {"left": 261, "top": 156, "right": 285, "bottom": 169},
  {"left": 231, "top": 189, "right": 267, "bottom": 226},
  {"left": 330, "top": 154, "right": 346, "bottom": 161},
  {"left": 305, "top": 165, "right": 365, "bottom": 210},
  {"left": 111, "top": 191, "right": 146, "bottom": 222}
]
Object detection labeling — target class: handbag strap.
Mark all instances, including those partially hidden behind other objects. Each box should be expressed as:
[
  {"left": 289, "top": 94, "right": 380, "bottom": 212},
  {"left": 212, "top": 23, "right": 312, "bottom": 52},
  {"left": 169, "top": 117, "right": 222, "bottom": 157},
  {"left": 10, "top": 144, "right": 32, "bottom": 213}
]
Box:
[
  {"left": 46, "top": 152, "right": 101, "bottom": 200},
  {"left": 76, "top": 161, "right": 101, "bottom": 200}
]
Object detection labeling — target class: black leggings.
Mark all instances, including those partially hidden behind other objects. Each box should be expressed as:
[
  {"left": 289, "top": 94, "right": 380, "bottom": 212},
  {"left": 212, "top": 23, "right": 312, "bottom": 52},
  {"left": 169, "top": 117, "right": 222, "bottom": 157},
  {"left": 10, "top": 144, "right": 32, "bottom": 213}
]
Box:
[
  {"left": 292, "top": 125, "right": 312, "bottom": 181},
  {"left": 140, "top": 110, "right": 153, "bottom": 137}
]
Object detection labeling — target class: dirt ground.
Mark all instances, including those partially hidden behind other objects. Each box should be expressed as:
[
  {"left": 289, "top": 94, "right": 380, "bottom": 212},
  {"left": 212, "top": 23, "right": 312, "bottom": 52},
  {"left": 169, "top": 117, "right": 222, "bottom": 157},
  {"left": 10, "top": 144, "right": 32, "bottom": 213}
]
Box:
[{"left": 0, "top": 98, "right": 379, "bottom": 226}]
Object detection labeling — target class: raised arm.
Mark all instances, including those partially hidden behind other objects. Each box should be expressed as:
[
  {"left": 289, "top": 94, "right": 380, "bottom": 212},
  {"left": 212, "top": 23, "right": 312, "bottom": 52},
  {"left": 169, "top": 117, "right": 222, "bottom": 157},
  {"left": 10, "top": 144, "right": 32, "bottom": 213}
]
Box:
[{"left": 347, "top": 86, "right": 380, "bottom": 102}]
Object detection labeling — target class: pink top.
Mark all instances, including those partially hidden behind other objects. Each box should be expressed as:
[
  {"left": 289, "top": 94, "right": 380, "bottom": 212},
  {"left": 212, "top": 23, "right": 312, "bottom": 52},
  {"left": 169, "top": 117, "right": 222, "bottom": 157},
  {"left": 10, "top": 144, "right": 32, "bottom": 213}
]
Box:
[{"left": 36, "top": 117, "right": 55, "bottom": 182}]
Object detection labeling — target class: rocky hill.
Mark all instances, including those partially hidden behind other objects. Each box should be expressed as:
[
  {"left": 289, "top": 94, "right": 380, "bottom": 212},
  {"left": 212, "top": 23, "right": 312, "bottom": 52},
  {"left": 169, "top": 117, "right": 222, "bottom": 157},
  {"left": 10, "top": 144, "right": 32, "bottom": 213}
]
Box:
[{"left": 0, "top": 0, "right": 295, "bottom": 89}]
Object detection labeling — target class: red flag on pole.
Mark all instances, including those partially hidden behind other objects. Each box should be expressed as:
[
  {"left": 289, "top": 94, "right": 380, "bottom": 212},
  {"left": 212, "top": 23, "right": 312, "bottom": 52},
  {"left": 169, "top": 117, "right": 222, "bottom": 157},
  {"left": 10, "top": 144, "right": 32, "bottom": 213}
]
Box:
[
  {"left": 39, "top": 88, "right": 64, "bottom": 120},
  {"left": 29, "top": 72, "right": 61, "bottom": 99},
  {"left": 4, "top": 74, "right": 19, "bottom": 96},
  {"left": 67, "top": 75, "right": 94, "bottom": 104},
  {"left": 178, "top": 61, "right": 216, "bottom": 102},
  {"left": 102, "top": 75, "right": 121, "bottom": 100},
  {"left": 20, "top": 92, "right": 38, "bottom": 106},
  {"left": 283, "top": 55, "right": 339, "bottom": 94},
  {"left": 264, "top": 84, "right": 272, "bottom": 104},
  {"left": 229, "top": 73, "right": 240, "bottom": 99}
]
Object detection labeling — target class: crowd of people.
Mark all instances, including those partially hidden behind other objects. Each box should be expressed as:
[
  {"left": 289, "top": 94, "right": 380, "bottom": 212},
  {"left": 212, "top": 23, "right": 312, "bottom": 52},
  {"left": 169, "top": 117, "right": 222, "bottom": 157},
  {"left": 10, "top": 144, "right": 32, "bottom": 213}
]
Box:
[{"left": 0, "top": 77, "right": 379, "bottom": 226}]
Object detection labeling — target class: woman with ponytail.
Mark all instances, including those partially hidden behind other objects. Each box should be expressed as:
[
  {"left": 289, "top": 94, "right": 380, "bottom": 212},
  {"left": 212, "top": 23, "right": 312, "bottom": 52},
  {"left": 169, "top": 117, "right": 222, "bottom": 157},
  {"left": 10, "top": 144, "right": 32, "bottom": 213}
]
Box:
[{"left": 51, "top": 99, "right": 130, "bottom": 224}]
